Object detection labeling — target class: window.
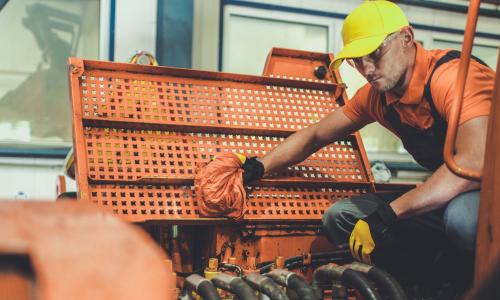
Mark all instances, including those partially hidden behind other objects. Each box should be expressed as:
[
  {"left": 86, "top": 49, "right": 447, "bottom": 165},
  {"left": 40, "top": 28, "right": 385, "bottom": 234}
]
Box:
[
  {"left": 0, "top": 0, "right": 100, "bottom": 147},
  {"left": 222, "top": 5, "right": 337, "bottom": 75}
]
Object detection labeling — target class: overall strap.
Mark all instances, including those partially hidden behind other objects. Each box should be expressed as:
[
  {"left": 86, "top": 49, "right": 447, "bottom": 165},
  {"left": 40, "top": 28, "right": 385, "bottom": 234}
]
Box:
[{"left": 423, "top": 50, "right": 489, "bottom": 121}]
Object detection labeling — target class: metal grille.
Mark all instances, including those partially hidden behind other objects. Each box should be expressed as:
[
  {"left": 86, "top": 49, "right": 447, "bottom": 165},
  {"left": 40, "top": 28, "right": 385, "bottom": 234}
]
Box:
[
  {"left": 84, "top": 127, "right": 366, "bottom": 183},
  {"left": 79, "top": 71, "right": 340, "bottom": 133},
  {"left": 88, "top": 184, "right": 369, "bottom": 222},
  {"left": 68, "top": 58, "right": 373, "bottom": 222}
]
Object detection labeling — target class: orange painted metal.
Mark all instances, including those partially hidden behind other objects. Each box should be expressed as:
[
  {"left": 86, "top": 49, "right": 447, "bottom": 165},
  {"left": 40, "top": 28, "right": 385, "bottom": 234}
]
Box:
[
  {"left": 262, "top": 47, "right": 376, "bottom": 191},
  {"left": 443, "top": 0, "right": 482, "bottom": 181},
  {"left": 67, "top": 57, "right": 375, "bottom": 222},
  {"left": 214, "top": 225, "right": 336, "bottom": 266},
  {"left": 475, "top": 49, "right": 500, "bottom": 283},
  {"left": 0, "top": 201, "right": 176, "bottom": 299},
  {"left": 56, "top": 175, "right": 66, "bottom": 195},
  {"left": 263, "top": 48, "right": 338, "bottom": 84}
]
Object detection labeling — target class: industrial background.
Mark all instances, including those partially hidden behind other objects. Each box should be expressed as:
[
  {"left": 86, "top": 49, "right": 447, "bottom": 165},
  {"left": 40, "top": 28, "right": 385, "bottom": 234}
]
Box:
[{"left": 1, "top": 0, "right": 500, "bottom": 299}]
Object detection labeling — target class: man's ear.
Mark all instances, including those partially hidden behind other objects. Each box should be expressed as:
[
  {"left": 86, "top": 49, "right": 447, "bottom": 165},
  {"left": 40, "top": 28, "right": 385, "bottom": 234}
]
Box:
[{"left": 401, "top": 26, "right": 414, "bottom": 48}]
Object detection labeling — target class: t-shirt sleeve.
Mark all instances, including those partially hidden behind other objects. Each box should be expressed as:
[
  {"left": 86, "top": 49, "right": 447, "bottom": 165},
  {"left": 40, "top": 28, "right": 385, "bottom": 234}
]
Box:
[
  {"left": 342, "top": 85, "right": 376, "bottom": 127},
  {"left": 431, "top": 60, "right": 494, "bottom": 125}
]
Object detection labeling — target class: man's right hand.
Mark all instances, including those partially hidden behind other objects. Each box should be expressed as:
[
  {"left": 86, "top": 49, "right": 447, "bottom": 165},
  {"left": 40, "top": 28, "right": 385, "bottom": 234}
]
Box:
[{"left": 235, "top": 154, "right": 265, "bottom": 184}]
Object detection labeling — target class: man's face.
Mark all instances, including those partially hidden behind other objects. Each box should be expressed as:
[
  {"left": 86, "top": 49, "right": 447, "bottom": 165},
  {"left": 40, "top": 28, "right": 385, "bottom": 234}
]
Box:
[{"left": 348, "top": 33, "right": 407, "bottom": 92}]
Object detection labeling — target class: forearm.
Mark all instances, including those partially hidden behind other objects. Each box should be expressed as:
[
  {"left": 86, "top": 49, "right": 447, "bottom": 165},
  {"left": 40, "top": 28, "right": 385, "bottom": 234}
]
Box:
[
  {"left": 390, "top": 162, "right": 480, "bottom": 218},
  {"left": 259, "top": 124, "right": 324, "bottom": 175}
]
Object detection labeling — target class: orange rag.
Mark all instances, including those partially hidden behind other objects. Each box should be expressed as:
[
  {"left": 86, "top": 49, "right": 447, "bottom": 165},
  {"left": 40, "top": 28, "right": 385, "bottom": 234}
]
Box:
[{"left": 194, "top": 153, "right": 247, "bottom": 221}]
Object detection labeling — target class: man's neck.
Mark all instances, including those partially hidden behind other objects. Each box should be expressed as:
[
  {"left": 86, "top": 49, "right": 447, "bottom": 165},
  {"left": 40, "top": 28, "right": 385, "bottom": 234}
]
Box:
[{"left": 389, "top": 44, "right": 417, "bottom": 98}]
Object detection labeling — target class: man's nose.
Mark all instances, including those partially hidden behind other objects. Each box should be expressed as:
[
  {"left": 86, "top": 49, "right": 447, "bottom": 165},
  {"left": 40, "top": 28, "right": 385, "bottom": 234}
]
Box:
[{"left": 359, "top": 58, "right": 376, "bottom": 77}]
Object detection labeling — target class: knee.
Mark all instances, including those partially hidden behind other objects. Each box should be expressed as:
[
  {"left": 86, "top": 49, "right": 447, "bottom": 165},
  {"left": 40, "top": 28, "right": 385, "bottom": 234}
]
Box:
[
  {"left": 322, "top": 200, "right": 358, "bottom": 247},
  {"left": 444, "top": 190, "right": 480, "bottom": 251}
]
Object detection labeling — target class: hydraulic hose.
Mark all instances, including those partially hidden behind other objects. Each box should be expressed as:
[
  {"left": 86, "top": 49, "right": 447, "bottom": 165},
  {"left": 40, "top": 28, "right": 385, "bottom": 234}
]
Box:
[
  {"left": 266, "top": 269, "right": 316, "bottom": 300},
  {"left": 258, "top": 250, "right": 352, "bottom": 269},
  {"left": 219, "top": 262, "right": 243, "bottom": 277},
  {"left": 244, "top": 273, "right": 289, "bottom": 300},
  {"left": 185, "top": 274, "right": 222, "bottom": 300},
  {"left": 211, "top": 273, "right": 257, "bottom": 300},
  {"left": 259, "top": 250, "right": 352, "bottom": 274},
  {"left": 347, "top": 262, "right": 408, "bottom": 300},
  {"left": 312, "top": 263, "right": 381, "bottom": 300}
]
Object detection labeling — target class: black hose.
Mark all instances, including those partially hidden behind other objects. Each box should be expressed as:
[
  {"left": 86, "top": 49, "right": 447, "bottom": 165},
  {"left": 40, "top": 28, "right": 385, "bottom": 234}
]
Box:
[
  {"left": 266, "top": 269, "right": 315, "bottom": 300},
  {"left": 211, "top": 273, "right": 257, "bottom": 300},
  {"left": 346, "top": 262, "right": 407, "bottom": 300},
  {"left": 244, "top": 273, "right": 289, "bottom": 300},
  {"left": 287, "top": 273, "right": 316, "bottom": 300},
  {"left": 342, "top": 269, "right": 382, "bottom": 300},
  {"left": 311, "top": 264, "right": 381, "bottom": 300},
  {"left": 261, "top": 256, "right": 352, "bottom": 274},
  {"left": 198, "top": 281, "right": 223, "bottom": 300},
  {"left": 367, "top": 267, "right": 407, "bottom": 300},
  {"left": 258, "top": 250, "right": 352, "bottom": 269},
  {"left": 231, "top": 278, "right": 257, "bottom": 300},
  {"left": 259, "top": 250, "right": 352, "bottom": 274},
  {"left": 219, "top": 262, "right": 243, "bottom": 277},
  {"left": 185, "top": 274, "right": 222, "bottom": 300}
]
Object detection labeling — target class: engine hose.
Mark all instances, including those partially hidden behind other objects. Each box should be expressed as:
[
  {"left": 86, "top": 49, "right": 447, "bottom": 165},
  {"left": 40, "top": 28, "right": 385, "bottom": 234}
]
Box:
[
  {"left": 185, "top": 274, "right": 222, "bottom": 300},
  {"left": 266, "top": 269, "right": 316, "bottom": 300},
  {"left": 312, "top": 264, "right": 381, "bottom": 300},
  {"left": 342, "top": 269, "right": 382, "bottom": 300},
  {"left": 347, "top": 262, "right": 408, "bottom": 300},
  {"left": 260, "top": 256, "right": 352, "bottom": 274},
  {"left": 244, "top": 273, "right": 289, "bottom": 300},
  {"left": 211, "top": 273, "right": 257, "bottom": 300},
  {"left": 219, "top": 262, "right": 243, "bottom": 277},
  {"left": 258, "top": 250, "right": 352, "bottom": 269}
]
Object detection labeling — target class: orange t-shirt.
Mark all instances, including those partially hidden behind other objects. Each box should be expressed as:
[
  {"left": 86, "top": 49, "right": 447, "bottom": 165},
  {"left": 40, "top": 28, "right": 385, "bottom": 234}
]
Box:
[{"left": 342, "top": 42, "right": 495, "bottom": 137}]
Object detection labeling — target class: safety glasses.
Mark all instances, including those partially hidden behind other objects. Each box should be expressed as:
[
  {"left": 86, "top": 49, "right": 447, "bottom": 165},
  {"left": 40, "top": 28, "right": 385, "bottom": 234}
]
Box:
[{"left": 346, "top": 32, "right": 400, "bottom": 70}]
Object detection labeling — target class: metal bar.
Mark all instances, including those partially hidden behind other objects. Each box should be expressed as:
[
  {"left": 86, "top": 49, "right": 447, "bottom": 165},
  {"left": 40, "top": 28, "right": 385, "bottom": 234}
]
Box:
[
  {"left": 475, "top": 49, "right": 500, "bottom": 284},
  {"left": 443, "top": 0, "right": 482, "bottom": 181}
]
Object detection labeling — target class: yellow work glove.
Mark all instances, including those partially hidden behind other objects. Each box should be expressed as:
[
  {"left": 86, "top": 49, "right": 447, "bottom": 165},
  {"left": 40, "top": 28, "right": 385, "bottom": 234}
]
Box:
[{"left": 349, "top": 200, "right": 398, "bottom": 264}]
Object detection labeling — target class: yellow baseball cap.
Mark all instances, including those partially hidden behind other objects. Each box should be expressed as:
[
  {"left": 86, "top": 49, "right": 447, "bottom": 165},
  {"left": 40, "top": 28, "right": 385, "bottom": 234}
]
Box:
[{"left": 330, "top": 0, "right": 409, "bottom": 71}]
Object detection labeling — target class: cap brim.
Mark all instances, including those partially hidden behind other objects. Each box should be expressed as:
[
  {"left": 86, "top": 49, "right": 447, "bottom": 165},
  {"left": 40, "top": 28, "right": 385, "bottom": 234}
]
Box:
[{"left": 330, "top": 34, "right": 387, "bottom": 71}]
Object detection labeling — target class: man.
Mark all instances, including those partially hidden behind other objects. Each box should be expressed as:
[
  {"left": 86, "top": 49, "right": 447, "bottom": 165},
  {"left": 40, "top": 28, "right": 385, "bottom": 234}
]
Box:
[{"left": 198, "top": 0, "right": 494, "bottom": 293}]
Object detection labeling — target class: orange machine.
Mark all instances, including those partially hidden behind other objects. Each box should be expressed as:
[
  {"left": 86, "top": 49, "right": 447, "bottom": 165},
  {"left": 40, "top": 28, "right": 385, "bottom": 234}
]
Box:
[
  {"left": 62, "top": 40, "right": 419, "bottom": 299},
  {"left": 50, "top": 0, "right": 499, "bottom": 298}
]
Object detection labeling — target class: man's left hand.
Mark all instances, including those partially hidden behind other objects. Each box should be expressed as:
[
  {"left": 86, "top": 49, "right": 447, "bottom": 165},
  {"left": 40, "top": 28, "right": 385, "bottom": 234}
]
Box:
[{"left": 349, "top": 200, "right": 398, "bottom": 264}]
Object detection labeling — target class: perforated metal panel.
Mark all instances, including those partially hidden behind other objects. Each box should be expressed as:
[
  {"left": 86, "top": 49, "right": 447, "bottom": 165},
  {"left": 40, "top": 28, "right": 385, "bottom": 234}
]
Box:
[
  {"left": 68, "top": 58, "right": 373, "bottom": 222},
  {"left": 78, "top": 69, "right": 341, "bottom": 135},
  {"left": 88, "top": 184, "right": 370, "bottom": 222},
  {"left": 84, "top": 127, "right": 367, "bottom": 183}
]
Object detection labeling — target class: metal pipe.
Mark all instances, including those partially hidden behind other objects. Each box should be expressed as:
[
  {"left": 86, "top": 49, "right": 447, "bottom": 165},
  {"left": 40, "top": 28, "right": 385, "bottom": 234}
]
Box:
[
  {"left": 347, "top": 262, "right": 408, "bottom": 300},
  {"left": 243, "top": 273, "right": 289, "bottom": 300},
  {"left": 185, "top": 274, "right": 222, "bottom": 300},
  {"left": 266, "top": 269, "right": 316, "bottom": 300},
  {"left": 443, "top": 0, "right": 482, "bottom": 181},
  {"left": 312, "top": 263, "right": 381, "bottom": 300},
  {"left": 211, "top": 273, "right": 257, "bottom": 300}
]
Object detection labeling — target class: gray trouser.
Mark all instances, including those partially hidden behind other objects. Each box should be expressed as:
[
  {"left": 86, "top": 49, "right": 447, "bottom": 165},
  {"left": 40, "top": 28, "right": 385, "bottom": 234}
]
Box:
[
  {"left": 322, "top": 190, "right": 480, "bottom": 251},
  {"left": 321, "top": 190, "right": 479, "bottom": 284}
]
